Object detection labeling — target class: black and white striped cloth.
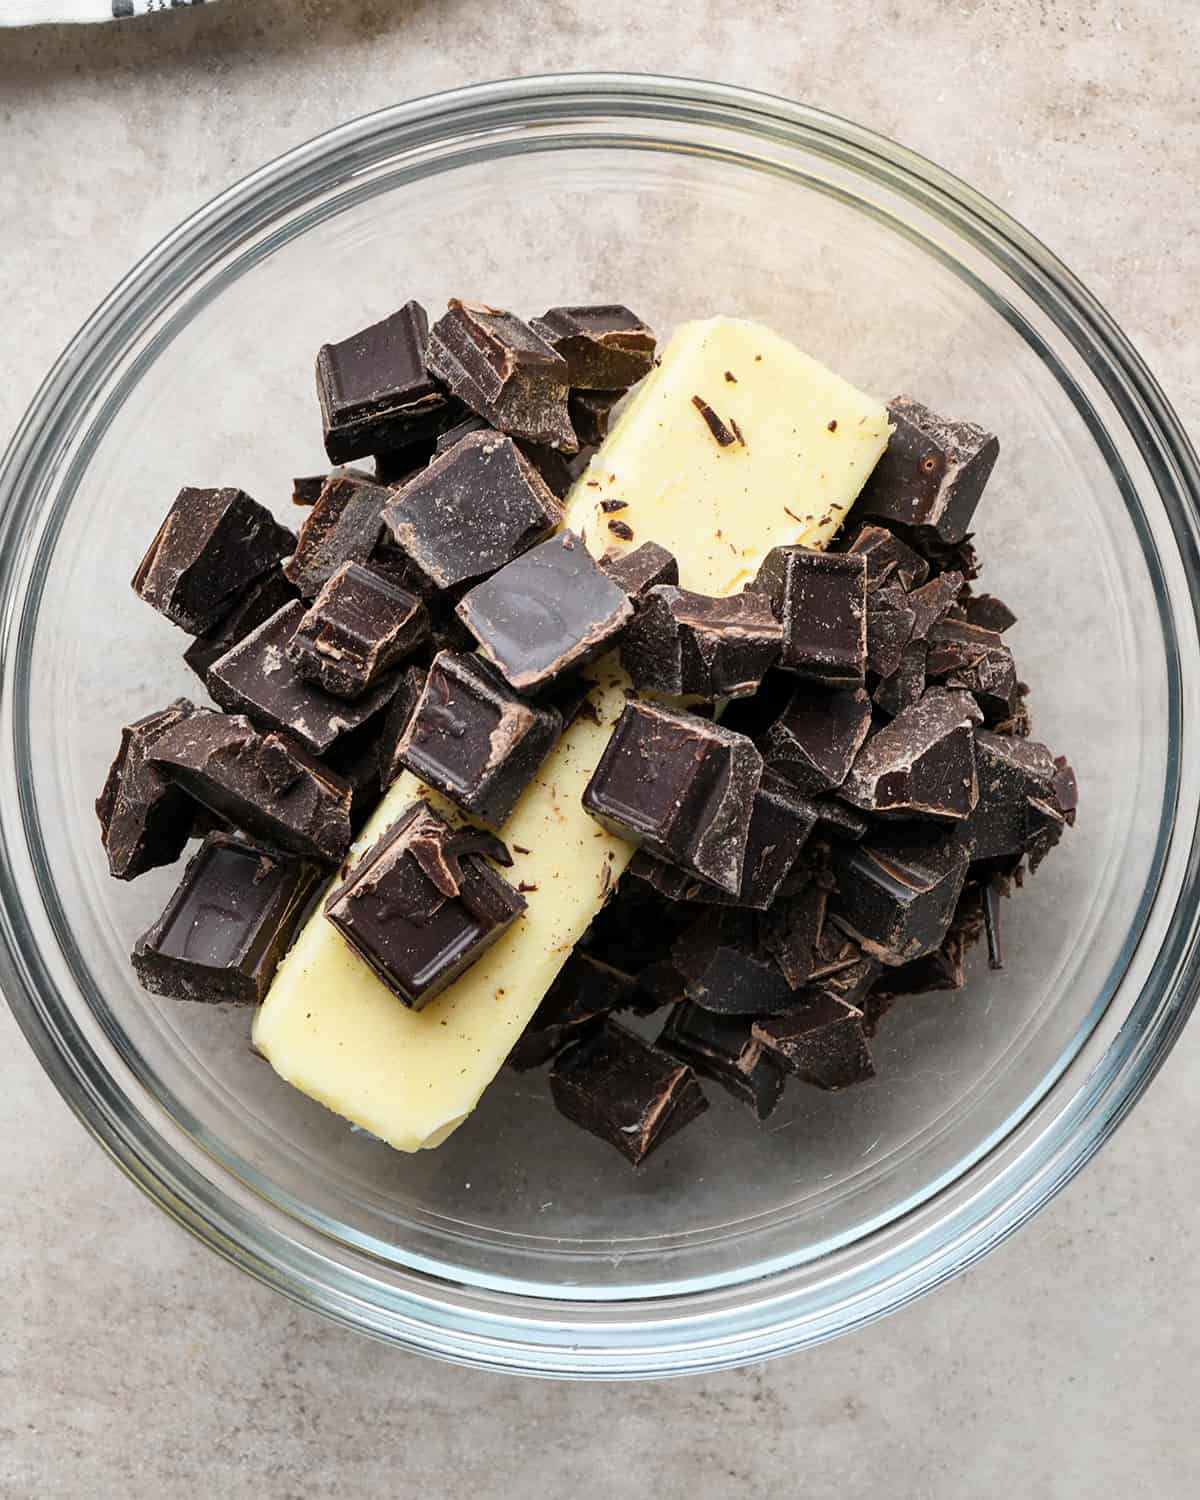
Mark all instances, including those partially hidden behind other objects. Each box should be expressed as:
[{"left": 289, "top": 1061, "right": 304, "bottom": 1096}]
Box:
[{"left": 1, "top": 0, "right": 214, "bottom": 22}]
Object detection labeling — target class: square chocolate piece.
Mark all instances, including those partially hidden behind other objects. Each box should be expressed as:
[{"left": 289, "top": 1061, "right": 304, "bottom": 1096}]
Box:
[
  {"left": 96, "top": 699, "right": 200, "bottom": 880},
  {"left": 845, "top": 523, "right": 929, "bottom": 592},
  {"left": 755, "top": 546, "right": 867, "bottom": 686},
  {"left": 841, "top": 687, "right": 982, "bottom": 821},
  {"left": 831, "top": 828, "right": 969, "bottom": 966},
  {"left": 149, "top": 711, "right": 353, "bottom": 865},
  {"left": 132, "top": 486, "right": 296, "bottom": 634},
  {"left": 856, "top": 395, "right": 1000, "bottom": 544},
  {"left": 569, "top": 389, "right": 623, "bottom": 447},
  {"left": 620, "top": 585, "right": 781, "bottom": 700},
  {"left": 752, "top": 996, "right": 875, "bottom": 1090},
  {"left": 673, "top": 909, "right": 802, "bottom": 1016},
  {"left": 316, "top": 300, "right": 460, "bottom": 464},
  {"left": 426, "top": 300, "right": 577, "bottom": 452},
  {"left": 284, "top": 472, "right": 396, "bottom": 600},
  {"left": 325, "top": 801, "right": 526, "bottom": 1009},
  {"left": 382, "top": 431, "right": 563, "bottom": 591},
  {"left": 601, "top": 541, "right": 679, "bottom": 599},
  {"left": 529, "top": 305, "right": 656, "bottom": 390},
  {"left": 394, "top": 650, "right": 562, "bottom": 826},
  {"left": 762, "top": 684, "right": 873, "bottom": 794},
  {"left": 132, "top": 834, "right": 317, "bottom": 1004},
  {"left": 184, "top": 566, "right": 301, "bottom": 683},
  {"left": 455, "top": 531, "right": 633, "bottom": 692},
  {"left": 583, "top": 700, "right": 763, "bottom": 894},
  {"left": 288, "top": 562, "right": 429, "bottom": 701},
  {"left": 658, "top": 1004, "right": 784, "bottom": 1120},
  {"left": 549, "top": 1021, "right": 708, "bottom": 1166},
  {"left": 208, "top": 600, "right": 402, "bottom": 755}
]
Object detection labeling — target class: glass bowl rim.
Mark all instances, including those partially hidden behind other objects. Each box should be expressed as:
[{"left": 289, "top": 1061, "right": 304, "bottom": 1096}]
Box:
[{"left": 3, "top": 71, "right": 1200, "bottom": 1378}]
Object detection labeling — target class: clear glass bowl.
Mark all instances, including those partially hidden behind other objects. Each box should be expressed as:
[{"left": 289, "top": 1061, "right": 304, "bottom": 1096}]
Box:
[{"left": 3, "top": 75, "right": 1199, "bottom": 1378}]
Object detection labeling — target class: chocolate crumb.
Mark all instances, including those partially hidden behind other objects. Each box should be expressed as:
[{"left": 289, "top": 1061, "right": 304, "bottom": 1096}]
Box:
[
  {"left": 827, "top": 419, "right": 838, "bottom": 432},
  {"left": 600, "top": 499, "right": 629, "bottom": 513},
  {"left": 784, "top": 506, "right": 805, "bottom": 524},
  {"left": 691, "top": 395, "right": 737, "bottom": 447},
  {"left": 518, "top": 881, "right": 539, "bottom": 893},
  {"left": 724, "top": 370, "right": 738, "bottom": 383},
  {"left": 730, "top": 417, "right": 746, "bottom": 446},
  {"left": 608, "top": 519, "right": 635, "bottom": 541},
  {"left": 586, "top": 480, "right": 601, "bottom": 488},
  {"left": 512, "top": 844, "right": 531, "bottom": 855}
]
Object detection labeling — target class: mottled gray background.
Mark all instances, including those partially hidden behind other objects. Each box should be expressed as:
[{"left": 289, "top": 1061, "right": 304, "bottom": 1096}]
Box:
[{"left": 1, "top": 2, "right": 1198, "bottom": 1496}]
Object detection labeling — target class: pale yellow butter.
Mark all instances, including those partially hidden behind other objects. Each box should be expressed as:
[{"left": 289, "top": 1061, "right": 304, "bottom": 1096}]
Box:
[{"left": 254, "top": 316, "right": 890, "bottom": 1151}]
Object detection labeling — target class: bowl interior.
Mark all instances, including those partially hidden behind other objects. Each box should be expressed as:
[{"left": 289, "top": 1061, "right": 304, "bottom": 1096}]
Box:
[{"left": 16, "top": 122, "right": 1169, "bottom": 1297}]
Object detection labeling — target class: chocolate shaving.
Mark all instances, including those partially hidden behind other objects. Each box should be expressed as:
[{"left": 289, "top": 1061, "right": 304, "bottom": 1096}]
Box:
[
  {"left": 600, "top": 499, "right": 629, "bottom": 513},
  {"left": 724, "top": 370, "right": 737, "bottom": 383},
  {"left": 608, "top": 519, "right": 634, "bottom": 541},
  {"left": 730, "top": 417, "right": 746, "bottom": 446},
  {"left": 691, "top": 395, "right": 736, "bottom": 447}
]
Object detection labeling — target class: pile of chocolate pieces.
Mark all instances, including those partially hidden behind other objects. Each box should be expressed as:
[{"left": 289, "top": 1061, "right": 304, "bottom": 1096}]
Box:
[{"left": 96, "top": 295, "right": 1077, "bottom": 1167}]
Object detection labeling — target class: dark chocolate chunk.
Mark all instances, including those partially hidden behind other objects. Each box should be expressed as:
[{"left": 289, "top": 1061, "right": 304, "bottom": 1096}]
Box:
[
  {"left": 717, "top": 667, "right": 796, "bottom": 745},
  {"left": 284, "top": 472, "right": 396, "bottom": 600},
  {"left": 845, "top": 523, "right": 930, "bottom": 592},
  {"left": 508, "top": 953, "right": 636, "bottom": 1071},
  {"left": 132, "top": 487, "right": 296, "bottom": 635},
  {"left": 549, "top": 1021, "right": 708, "bottom": 1165},
  {"left": 434, "top": 415, "right": 491, "bottom": 454},
  {"left": 515, "top": 440, "right": 576, "bottom": 499},
  {"left": 321, "top": 711, "right": 386, "bottom": 834},
  {"left": 811, "top": 796, "right": 871, "bottom": 842},
  {"left": 426, "top": 299, "right": 577, "bottom": 452},
  {"left": 658, "top": 1004, "right": 784, "bottom": 1120},
  {"left": 372, "top": 442, "right": 438, "bottom": 487},
  {"left": 841, "top": 687, "right": 982, "bottom": 821},
  {"left": 287, "top": 562, "right": 429, "bottom": 701},
  {"left": 856, "top": 395, "right": 1000, "bottom": 544},
  {"left": 631, "top": 770, "right": 815, "bottom": 912},
  {"left": 184, "top": 566, "right": 301, "bottom": 683},
  {"left": 1052, "top": 756, "right": 1079, "bottom": 826},
  {"left": 569, "top": 388, "right": 623, "bottom": 447},
  {"left": 376, "top": 661, "right": 430, "bottom": 789},
  {"left": 830, "top": 828, "right": 969, "bottom": 966},
  {"left": 316, "top": 300, "right": 460, "bottom": 464},
  {"left": 382, "top": 431, "right": 563, "bottom": 591},
  {"left": 865, "top": 585, "right": 915, "bottom": 678},
  {"left": 530, "top": 305, "right": 656, "bottom": 389},
  {"left": 962, "top": 729, "right": 1062, "bottom": 866},
  {"left": 752, "top": 996, "right": 875, "bottom": 1090},
  {"left": 761, "top": 683, "right": 873, "bottom": 794},
  {"left": 583, "top": 700, "right": 763, "bottom": 893},
  {"left": 579, "top": 871, "right": 697, "bottom": 975},
  {"left": 691, "top": 395, "right": 736, "bottom": 447},
  {"left": 620, "top": 585, "right": 781, "bottom": 700},
  {"left": 673, "top": 910, "right": 801, "bottom": 1016},
  {"left": 755, "top": 546, "right": 867, "bottom": 686},
  {"left": 325, "top": 801, "right": 526, "bottom": 1009},
  {"left": 940, "top": 641, "right": 1021, "bottom": 723},
  {"left": 873, "top": 640, "right": 928, "bottom": 718},
  {"left": 207, "top": 601, "right": 401, "bottom": 756},
  {"left": 131, "top": 834, "right": 317, "bottom": 1004},
  {"left": 96, "top": 699, "right": 201, "bottom": 880},
  {"left": 961, "top": 592, "right": 1017, "bottom": 633},
  {"left": 292, "top": 474, "right": 329, "bottom": 506},
  {"left": 907, "top": 570, "right": 965, "bottom": 640},
  {"left": 758, "top": 880, "right": 828, "bottom": 989},
  {"left": 394, "top": 650, "right": 561, "bottom": 826},
  {"left": 600, "top": 541, "right": 679, "bottom": 599},
  {"left": 455, "top": 530, "right": 633, "bottom": 691},
  {"left": 149, "top": 711, "right": 353, "bottom": 865}
]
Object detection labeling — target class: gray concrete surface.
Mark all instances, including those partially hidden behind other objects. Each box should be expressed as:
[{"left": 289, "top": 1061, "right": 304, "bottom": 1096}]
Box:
[{"left": 2, "top": 2, "right": 1198, "bottom": 1495}]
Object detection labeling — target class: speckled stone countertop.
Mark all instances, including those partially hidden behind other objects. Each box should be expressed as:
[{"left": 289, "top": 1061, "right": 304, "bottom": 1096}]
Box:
[{"left": 2, "top": 3, "right": 1198, "bottom": 1494}]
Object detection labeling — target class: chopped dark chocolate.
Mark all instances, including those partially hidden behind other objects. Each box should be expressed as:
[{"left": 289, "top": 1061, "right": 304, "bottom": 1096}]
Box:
[
  {"left": 658, "top": 1004, "right": 784, "bottom": 1120},
  {"left": 691, "top": 394, "right": 736, "bottom": 447},
  {"left": 752, "top": 996, "right": 875, "bottom": 1090},
  {"left": 873, "top": 640, "right": 928, "bottom": 718},
  {"left": 184, "top": 566, "right": 301, "bottom": 683},
  {"left": 673, "top": 909, "right": 801, "bottom": 1016},
  {"left": 434, "top": 415, "right": 491, "bottom": 454},
  {"left": 830, "top": 827, "right": 969, "bottom": 966},
  {"left": 372, "top": 442, "right": 438, "bottom": 487},
  {"left": 754, "top": 546, "right": 867, "bottom": 686},
  {"left": 856, "top": 395, "right": 1000, "bottom": 544},
  {"left": 1052, "top": 756, "right": 1079, "bottom": 826},
  {"left": 382, "top": 431, "right": 563, "bottom": 592},
  {"left": 394, "top": 650, "right": 562, "bottom": 826},
  {"left": 549, "top": 1021, "right": 708, "bottom": 1165},
  {"left": 939, "top": 640, "right": 1021, "bottom": 723},
  {"left": 631, "top": 769, "right": 815, "bottom": 912},
  {"left": 961, "top": 592, "right": 1017, "bottom": 633},
  {"left": 569, "top": 388, "right": 623, "bottom": 447},
  {"left": 149, "top": 711, "right": 353, "bottom": 865},
  {"left": 757, "top": 880, "right": 828, "bottom": 989},
  {"left": 376, "top": 661, "right": 430, "bottom": 789},
  {"left": 132, "top": 487, "right": 296, "bottom": 634},
  {"left": 455, "top": 530, "right": 633, "bottom": 691},
  {"left": 207, "top": 600, "right": 401, "bottom": 756},
  {"left": 762, "top": 683, "right": 872, "bottom": 794},
  {"left": 579, "top": 870, "right": 697, "bottom": 975},
  {"left": 316, "top": 300, "right": 460, "bottom": 464},
  {"left": 865, "top": 585, "right": 916, "bottom": 678},
  {"left": 583, "top": 700, "right": 763, "bottom": 894},
  {"left": 962, "top": 729, "right": 1062, "bottom": 867},
  {"left": 132, "top": 834, "right": 317, "bottom": 1004},
  {"left": 620, "top": 585, "right": 781, "bottom": 700},
  {"left": 600, "top": 540, "right": 679, "bottom": 599},
  {"left": 283, "top": 472, "right": 395, "bottom": 601},
  {"left": 287, "top": 562, "right": 429, "bottom": 700},
  {"left": 96, "top": 699, "right": 201, "bottom": 880},
  {"left": 811, "top": 797, "right": 871, "bottom": 842},
  {"left": 508, "top": 953, "right": 636, "bottom": 1071},
  {"left": 529, "top": 305, "right": 656, "bottom": 389},
  {"left": 845, "top": 523, "right": 930, "bottom": 592},
  {"left": 325, "top": 801, "right": 526, "bottom": 1009},
  {"left": 292, "top": 474, "right": 329, "bottom": 506},
  {"left": 908, "top": 570, "right": 966, "bottom": 641},
  {"left": 841, "top": 687, "right": 982, "bottom": 821},
  {"left": 426, "top": 299, "right": 577, "bottom": 452}
]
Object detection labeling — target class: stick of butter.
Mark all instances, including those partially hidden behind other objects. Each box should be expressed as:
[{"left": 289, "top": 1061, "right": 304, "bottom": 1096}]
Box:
[{"left": 254, "top": 316, "right": 890, "bottom": 1151}]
